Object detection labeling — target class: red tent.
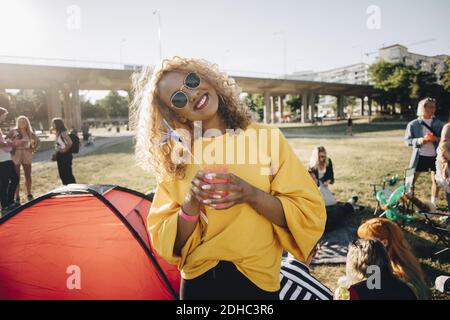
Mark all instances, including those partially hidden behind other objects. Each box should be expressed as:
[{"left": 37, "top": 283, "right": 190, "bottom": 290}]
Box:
[{"left": 0, "top": 184, "right": 180, "bottom": 300}]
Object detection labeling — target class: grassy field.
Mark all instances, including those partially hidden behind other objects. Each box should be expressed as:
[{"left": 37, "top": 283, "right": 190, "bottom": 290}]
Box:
[
  {"left": 15, "top": 127, "right": 450, "bottom": 299},
  {"left": 279, "top": 121, "right": 407, "bottom": 137}
]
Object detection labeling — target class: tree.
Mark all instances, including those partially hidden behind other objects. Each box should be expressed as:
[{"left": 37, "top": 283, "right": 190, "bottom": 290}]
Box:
[
  {"left": 285, "top": 95, "right": 301, "bottom": 113},
  {"left": 11, "top": 90, "right": 49, "bottom": 129},
  {"left": 243, "top": 93, "right": 264, "bottom": 121},
  {"left": 346, "top": 96, "right": 357, "bottom": 115},
  {"left": 369, "top": 60, "right": 449, "bottom": 116},
  {"left": 95, "top": 91, "right": 129, "bottom": 118},
  {"left": 81, "top": 96, "right": 107, "bottom": 119},
  {"left": 442, "top": 57, "right": 450, "bottom": 92}
]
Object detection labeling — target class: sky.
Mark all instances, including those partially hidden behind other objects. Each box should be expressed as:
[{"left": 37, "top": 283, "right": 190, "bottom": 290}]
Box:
[{"left": 0, "top": 0, "right": 449, "bottom": 99}]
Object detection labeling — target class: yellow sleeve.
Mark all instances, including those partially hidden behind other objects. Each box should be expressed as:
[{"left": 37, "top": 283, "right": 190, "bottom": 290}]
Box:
[
  {"left": 147, "top": 180, "right": 202, "bottom": 268},
  {"left": 270, "top": 129, "right": 326, "bottom": 261}
]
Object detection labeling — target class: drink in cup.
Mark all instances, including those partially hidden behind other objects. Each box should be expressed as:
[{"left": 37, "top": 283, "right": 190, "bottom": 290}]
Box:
[
  {"left": 424, "top": 132, "right": 434, "bottom": 142},
  {"left": 200, "top": 164, "right": 230, "bottom": 208}
]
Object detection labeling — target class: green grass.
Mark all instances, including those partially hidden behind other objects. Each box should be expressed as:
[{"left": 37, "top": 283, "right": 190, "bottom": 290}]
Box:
[
  {"left": 285, "top": 136, "right": 450, "bottom": 299},
  {"left": 20, "top": 130, "right": 450, "bottom": 299},
  {"left": 279, "top": 122, "right": 407, "bottom": 137},
  {"left": 29, "top": 141, "right": 155, "bottom": 199}
]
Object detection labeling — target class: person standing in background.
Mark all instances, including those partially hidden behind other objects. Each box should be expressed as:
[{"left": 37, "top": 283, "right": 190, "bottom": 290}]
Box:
[
  {"left": 405, "top": 98, "right": 445, "bottom": 207},
  {"left": 51, "top": 118, "right": 76, "bottom": 186},
  {"left": 81, "top": 122, "right": 90, "bottom": 142},
  {"left": 0, "top": 107, "right": 19, "bottom": 214},
  {"left": 435, "top": 121, "right": 450, "bottom": 211},
  {"left": 10, "top": 115, "right": 41, "bottom": 204},
  {"left": 347, "top": 116, "right": 353, "bottom": 136}
]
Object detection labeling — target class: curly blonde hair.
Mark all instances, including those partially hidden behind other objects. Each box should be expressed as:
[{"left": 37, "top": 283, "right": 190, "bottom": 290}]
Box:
[{"left": 131, "top": 56, "right": 251, "bottom": 181}]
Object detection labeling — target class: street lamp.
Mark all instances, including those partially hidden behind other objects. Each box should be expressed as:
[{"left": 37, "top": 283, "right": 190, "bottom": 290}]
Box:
[
  {"left": 273, "top": 31, "right": 287, "bottom": 78},
  {"left": 153, "top": 9, "right": 162, "bottom": 61}
]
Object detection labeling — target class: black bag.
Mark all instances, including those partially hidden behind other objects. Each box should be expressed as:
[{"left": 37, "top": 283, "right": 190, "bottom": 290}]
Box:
[{"left": 68, "top": 132, "right": 80, "bottom": 154}]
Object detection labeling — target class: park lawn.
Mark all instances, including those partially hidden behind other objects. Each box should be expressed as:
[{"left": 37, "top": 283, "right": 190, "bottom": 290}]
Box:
[
  {"left": 279, "top": 121, "right": 407, "bottom": 137},
  {"left": 29, "top": 141, "right": 155, "bottom": 198},
  {"left": 27, "top": 132, "right": 449, "bottom": 299}
]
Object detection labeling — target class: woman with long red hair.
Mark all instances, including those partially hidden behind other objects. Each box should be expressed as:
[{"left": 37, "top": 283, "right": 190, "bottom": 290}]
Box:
[{"left": 357, "top": 217, "right": 429, "bottom": 300}]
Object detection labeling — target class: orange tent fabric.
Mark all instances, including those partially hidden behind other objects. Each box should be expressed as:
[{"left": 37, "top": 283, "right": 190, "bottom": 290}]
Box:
[{"left": 0, "top": 185, "right": 180, "bottom": 300}]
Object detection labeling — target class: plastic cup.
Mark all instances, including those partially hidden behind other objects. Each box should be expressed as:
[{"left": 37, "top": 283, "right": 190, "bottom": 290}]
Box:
[
  {"left": 200, "top": 165, "right": 230, "bottom": 208},
  {"left": 424, "top": 132, "right": 434, "bottom": 141}
]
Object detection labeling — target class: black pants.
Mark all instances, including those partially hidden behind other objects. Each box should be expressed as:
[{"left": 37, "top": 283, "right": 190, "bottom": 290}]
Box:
[
  {"left": 57, "top": 153, "right": 76, "bottom": 185},
  {"left": 180, "top": 261, "right": 279, "bottom": 300},
  {"left": 325, "top": 203, "right": 354, "bottom": 232},
  {"left": 0, "top": 160, "right": 19, "bottom": 208}
]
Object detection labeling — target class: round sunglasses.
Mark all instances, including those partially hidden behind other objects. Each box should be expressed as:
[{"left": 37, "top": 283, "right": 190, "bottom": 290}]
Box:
[{"left": 170, "top": 72, "right": 201, "bottom": 108}]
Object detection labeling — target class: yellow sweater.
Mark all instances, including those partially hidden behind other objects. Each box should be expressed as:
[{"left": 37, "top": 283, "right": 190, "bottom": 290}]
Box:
[{"left": 148, "top": 122, "right": 326, "bottom": 292}]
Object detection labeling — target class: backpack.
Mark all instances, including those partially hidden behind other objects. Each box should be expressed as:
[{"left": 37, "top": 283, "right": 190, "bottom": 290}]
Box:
[{"left": 68, "top": 132, "right": 80, "bottom": 154}]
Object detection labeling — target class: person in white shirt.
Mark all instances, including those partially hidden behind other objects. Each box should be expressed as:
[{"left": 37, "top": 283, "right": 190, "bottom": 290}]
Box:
[
  {"left": 405, "top": 98, "right": 445, "bottom": 206},
  {"left": 0, "top": 107, "right": 19, "bottom": 214}
]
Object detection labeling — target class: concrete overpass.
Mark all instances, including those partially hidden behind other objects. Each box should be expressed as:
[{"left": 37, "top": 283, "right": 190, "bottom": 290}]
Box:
[{"left": 0, "top": 62, "right": 378, "bottom": 130}]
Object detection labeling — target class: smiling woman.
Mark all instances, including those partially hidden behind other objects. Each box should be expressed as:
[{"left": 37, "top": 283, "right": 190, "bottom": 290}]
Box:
[{"left": 132, "top": 57, "right": 326, "bottom": 300}]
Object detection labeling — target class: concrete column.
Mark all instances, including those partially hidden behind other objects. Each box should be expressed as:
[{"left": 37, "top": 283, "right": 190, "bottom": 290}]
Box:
[
  {"left": 308, "top": 93, "right": 316, "bottom": 122},
  {"left": 301, "top": 92, "right": 308, "bottom": 123},
  {"left": 263, "top": 91, "right": 272, "bottom": 124},
  {"left": 46, "top": 86, "right": 62, "bottom": 128},
  {"left": 71, "top": 87, "right": 82, "bottom": 131},
  {"left": 360, "top": 96, "right": 365, "bottom": 116},
  {"left": 63, "top": 87, "right": 73, "bottom": 129},
  {"left": 337, "top": 95, "right": 344, "bottom": 119},
  {"left": 278, "top": 96, "right": 284, "bottom": 123},
  {"left": 368, "top": 96, "right": 372, "bottom": 122},
  {"left": 270, "top": 96, "right": 276, "bottom": 124}
]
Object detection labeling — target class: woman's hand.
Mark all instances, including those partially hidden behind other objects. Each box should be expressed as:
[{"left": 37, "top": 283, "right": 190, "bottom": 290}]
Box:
[
  {"left": 431, "top": 136, "right": 440, "bottom": 143},
  {"left": 418, "top": 137, "right": 431, "bottom": 145},
  {"left": 190, "top": 171, "right": 287, "bottom": 226},
  {"left": 193, "top": 172, "right": 256, "bottom": 210},
  {"left": 2, "top": 139, "right": 13, "bottom": 148}
]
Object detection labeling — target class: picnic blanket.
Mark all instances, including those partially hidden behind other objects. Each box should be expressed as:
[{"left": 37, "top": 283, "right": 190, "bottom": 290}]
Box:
[{"left": 311, "top": 223, "right": 358, "bottom": 265}]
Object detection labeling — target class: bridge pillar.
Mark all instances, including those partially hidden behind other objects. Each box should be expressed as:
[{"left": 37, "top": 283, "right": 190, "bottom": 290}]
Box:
[
  {"left": 270, "top": 96, "right": 276, "bottom": 124},
  {"left": 308, "top": 92, "right": 316, "bottom": 122},
  {"left": 337, "top": 95, "right": 345, "bottom": 119},
  {"left": 63, "top": 87, "right": 73, "bottom": 130},
  {"left": 278, "top": 96, "right": 284, "bottom": 123},
  {"left": 62, "top": 84, "right": 82, "bottom": 131},
  {"left": 263, "top": 91, "right": 272, "bottom": 124},
  {"left": 301, "top": 92, "right": 308, "bottom": 123},
  {"left": 71, "top": 87, "right": 82, "bottom": 131},
  {"left": 46, "top": 86, "right": 62, "bottom": 128},
  {"left": 360, "top": 96, "right": 365, "bottom": 116}
]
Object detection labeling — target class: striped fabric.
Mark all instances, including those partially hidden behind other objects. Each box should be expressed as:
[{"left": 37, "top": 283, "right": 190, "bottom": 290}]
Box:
[{"left": 280, "top": 257, "right": 333, "bottom": 300}]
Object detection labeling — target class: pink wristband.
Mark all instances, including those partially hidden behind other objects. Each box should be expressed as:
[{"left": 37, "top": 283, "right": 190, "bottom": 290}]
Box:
[{"left": 179, "top": 208, "right": 199, "bottom": 222}]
